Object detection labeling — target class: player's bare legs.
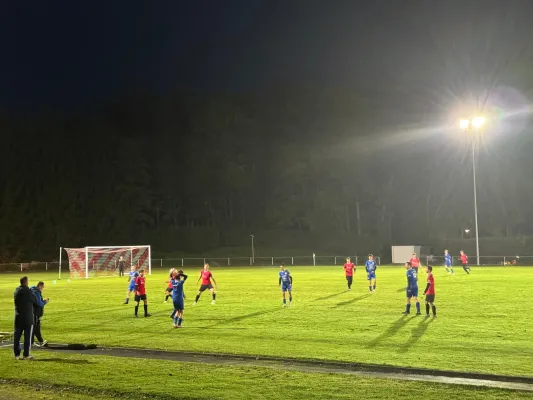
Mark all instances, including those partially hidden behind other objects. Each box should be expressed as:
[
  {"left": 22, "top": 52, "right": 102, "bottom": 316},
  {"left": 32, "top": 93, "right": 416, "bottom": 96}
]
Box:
[{"left": 209, "top": 288, "right": 216, "bottom": 304}]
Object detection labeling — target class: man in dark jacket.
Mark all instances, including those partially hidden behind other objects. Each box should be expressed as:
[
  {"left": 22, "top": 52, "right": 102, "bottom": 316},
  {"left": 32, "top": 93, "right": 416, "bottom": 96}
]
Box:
[
  {"left": 30, "top": 281, "right": 49, "bottom": 347},
  {"left": 14, "top": 276, "right": 39, "bottom": 360}
]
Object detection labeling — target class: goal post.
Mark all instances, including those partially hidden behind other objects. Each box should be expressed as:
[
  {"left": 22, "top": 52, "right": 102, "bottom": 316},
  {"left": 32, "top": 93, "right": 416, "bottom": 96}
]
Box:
[{"left": 61, "top": 245, "right": 151, "bottom": 279}]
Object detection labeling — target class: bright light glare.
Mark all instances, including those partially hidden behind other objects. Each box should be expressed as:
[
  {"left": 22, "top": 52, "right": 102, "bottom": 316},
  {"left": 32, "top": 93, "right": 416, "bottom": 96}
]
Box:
[
  {"left": 471, "top": 117, "right": 486, "bottom": 128},
  {"left": 459, "top": 119, "right": 470, "bottom": 130},
  {"left": 464, "top": 229, "right": 470, "bottom": 233}
]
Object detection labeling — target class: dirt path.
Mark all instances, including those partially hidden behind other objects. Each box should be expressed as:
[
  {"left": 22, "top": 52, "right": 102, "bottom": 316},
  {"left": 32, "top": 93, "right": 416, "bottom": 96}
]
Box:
[{"left": 4, "top": 344, "right": 521, "bottom": 392}]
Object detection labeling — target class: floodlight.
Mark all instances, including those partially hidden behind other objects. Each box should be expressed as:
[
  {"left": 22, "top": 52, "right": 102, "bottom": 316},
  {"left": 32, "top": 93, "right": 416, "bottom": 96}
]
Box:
[
  {"left": 459, "top": 119, "right": 470, "bottom": 130},
  {"left": 471, "top": 117, "right": 486, "bottom": 129}
]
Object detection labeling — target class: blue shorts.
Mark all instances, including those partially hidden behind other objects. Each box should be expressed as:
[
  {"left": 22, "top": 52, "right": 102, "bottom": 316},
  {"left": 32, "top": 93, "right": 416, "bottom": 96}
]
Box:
[
  {"left": 281, "top": 284, "right": 292, "bottom": 292},
  {"left": 445, "top": 262, "right": 452, "bottom": 267},
  {"left": 128, "top": 283, "right": 135, "bottom": 292},
  {"left": 173, "top": 299, "right": 184, "bottom": 310},
  {"left": 367, "top": 272, "right": 376, "bottom": 280},
  {"left": 406, "top": 287, "right": 419, "bottom": 298}
]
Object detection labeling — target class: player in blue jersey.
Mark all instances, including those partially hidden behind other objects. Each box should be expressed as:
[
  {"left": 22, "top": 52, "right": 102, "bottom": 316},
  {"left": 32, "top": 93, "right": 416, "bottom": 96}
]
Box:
[
  {"left": 403, "top": 262, "right": 421, "bottom": 315},
  {"left": 444, "top": 249, "right": 454, "bottom": 274},
  {"left": 278, "top": 264, "right": 293, "bottom": 307},
  {"left": 124, "top": 265, "right": 139, "bottom": 304},
  {"left": 170, "top": 270, "right": 188, "bottom": 328},
  {"left": 365, "top": 254, "right": 377, "bottom": 293}
]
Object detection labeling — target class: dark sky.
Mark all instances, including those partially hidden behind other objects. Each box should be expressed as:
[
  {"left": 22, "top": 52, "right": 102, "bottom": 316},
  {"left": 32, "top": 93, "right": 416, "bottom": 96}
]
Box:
[{"left": 3, "top": 0, "right": 533, "bottom": 114}]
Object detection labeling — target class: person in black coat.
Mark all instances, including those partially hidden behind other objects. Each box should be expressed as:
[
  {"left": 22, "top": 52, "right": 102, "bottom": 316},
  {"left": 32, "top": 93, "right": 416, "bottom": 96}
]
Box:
[
  {"left": 30, "top": 281, "right": 49, "bottom": 347},
  {"left": 14, "top": 276, "right": 39, "bottom": 360}
]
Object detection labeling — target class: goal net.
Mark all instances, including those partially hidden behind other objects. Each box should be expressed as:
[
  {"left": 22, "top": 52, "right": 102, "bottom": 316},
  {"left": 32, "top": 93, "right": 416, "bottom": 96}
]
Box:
[{"left": 61, "top": 246, "right": 151, "bottom": 279}]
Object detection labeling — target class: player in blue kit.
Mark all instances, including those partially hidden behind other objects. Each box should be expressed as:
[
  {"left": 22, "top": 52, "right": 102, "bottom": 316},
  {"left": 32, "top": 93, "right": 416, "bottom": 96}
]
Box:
[
  {"left": 403, "top": 262, "right": 421, "bottom": 315},
  {"left": 171, "top": 270, "right": 188, "bottom": 328},
  {"left": 365, "top": 254, "right": 377, "bottom": 293},
  {"left": 278, "top": 264, "right": 293, "bottom": 307},
  {"left": 124, "top": 265, "right": 139, "bottom": 304},
  {"left": 444, "top": 249, "right": 454, "bottom": 274}
]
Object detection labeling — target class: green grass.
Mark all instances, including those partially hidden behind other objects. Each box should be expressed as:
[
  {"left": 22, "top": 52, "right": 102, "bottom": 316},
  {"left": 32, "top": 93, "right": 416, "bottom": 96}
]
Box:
[
  {"left": 1, "top": 266, "right": 532, "bottom": 377},
  {"left": 1, "top": 350, "right": 533, "bottom": 400}
]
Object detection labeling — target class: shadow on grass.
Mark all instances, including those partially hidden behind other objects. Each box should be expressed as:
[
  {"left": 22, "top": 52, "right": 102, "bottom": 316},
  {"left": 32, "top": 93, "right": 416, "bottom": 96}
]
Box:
[
  {"left": 366, "top": 315, "right": 416, "bottom": 348},
  {"left": 334, "top": 294, "right": 371, "bottom": 308},
  {"left": 397, "top": 287, "right": 406, "bottom": 293},
  {"left": 198, "top": 308, "right": 282, "bottom": 329},
  {"left": 314, "top": 291, "right": 346, "bottom": 301},
  {"left": 397, "top": 317, "right": 435, "bottom": 353},
  {"left": 37, "top": 358, "right": 92, "bottom": 364}
]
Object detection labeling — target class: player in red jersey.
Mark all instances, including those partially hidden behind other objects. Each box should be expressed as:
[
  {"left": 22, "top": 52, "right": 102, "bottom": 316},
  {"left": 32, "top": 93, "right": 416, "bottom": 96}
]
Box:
[
  {"left": 423, "top": 266, "right": 436, "bottom": 317},
  {"left": 134, "top": 269, "right": 151, "bottom": 317},
  {"left": 194, "top": 263, "right": 217, "bottom": 305},
  {"left": 343, "top": 257, "right": 356, "bottom": 291},
  {"left": 409, "top": 253, "right": 421, "bottom": 277},
  {"left": 459, "top": 250, "right": 471, "bottom": 274},
  {"left": 164, "top": 268, "right": 176, "bottom": 303}
]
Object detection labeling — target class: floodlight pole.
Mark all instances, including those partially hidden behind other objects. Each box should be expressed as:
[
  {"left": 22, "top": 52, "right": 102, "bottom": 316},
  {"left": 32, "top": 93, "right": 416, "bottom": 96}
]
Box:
[
  {"left": 250, "top": 234, "right": 255, "bottom": 265},
  {"left": 471, "top": 139, "right": 480, "bottom": 266}
]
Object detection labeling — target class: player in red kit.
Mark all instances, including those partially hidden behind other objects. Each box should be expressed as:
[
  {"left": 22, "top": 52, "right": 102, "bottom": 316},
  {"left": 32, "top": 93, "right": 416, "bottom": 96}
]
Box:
[
  {"left": 459, "top": 250, "right": 471, "bottom": 274},
  {"left": 194, "top": 263, "right": 218, "bottom": 305},
  {"left": 134, "top": 269, "right": 150, "bottom": 317},
  {"left": 343, "top": 257, "right": 355, "bottom": 291},
  {"left": 409, "top": 253, "right": 421, "bottom": 277},
  {"left": 423, "top": 266, "right": 436, "bottom": 317}
]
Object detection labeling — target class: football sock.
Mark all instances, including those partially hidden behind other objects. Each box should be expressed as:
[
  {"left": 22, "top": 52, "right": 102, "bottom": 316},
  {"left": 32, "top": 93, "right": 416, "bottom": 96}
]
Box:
[
  {"left": 170, "top": 310, "right": 176, "bottom": 318},
  {"left": 405, "top": 304, "right": 411, "bottom": 313},
  {"left": 174, "top": 317, "right": 179, "bottom": 325},
  {"left": 368, "top": 286, "right": 372, "bottom": 292},
  {"left": 283, "top": 298, "right": 286, "bottom": 305},
  {"left": 432, "top": 305, "right": 437, "bottom": 315},
  {"left": 165, "top": 295, "right": 170, "bottom": 301},
  {"left": 134, "top": 305, "right": 139, "bottom": 316},
  {"left": 416, "top": 302, "right": 420, "bottom": 313},
  {"left": 425, "top": 303, "right": 430, "bottom": 315},
  {"left": 125, "top": 298, "right": 129, "bottom": 304},
  {"left": 450, "top": 268, "right": 454, "bottom": 273},
  {"left": 373, "top": 284, "right": 376, "bottom": 290},
  {"left": 144, "top": 304, "right": 148, "bottom": 316},
  {"left": 213, "top": 293, "right": 216, "bottom": 301},
  {"left": 178, "top": 318, "right": 183, "bottom": 326},
  {"left": 195, "top": 294, "right": 200, "bottom": 303},
  {"left": 289, "top": 296, "right": 292, "bottom": 302}
]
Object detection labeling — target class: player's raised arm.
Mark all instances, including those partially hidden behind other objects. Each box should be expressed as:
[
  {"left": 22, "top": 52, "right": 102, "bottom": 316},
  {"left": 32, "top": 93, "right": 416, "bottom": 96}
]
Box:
[{"left": 181, "top": 274, "right": 188, "bottom": 282}]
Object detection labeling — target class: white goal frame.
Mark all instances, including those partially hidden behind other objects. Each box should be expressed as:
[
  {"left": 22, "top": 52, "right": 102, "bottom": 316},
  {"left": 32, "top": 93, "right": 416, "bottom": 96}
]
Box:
[{"left": 59, "top": 245, "right": 152, "bottom": 279}]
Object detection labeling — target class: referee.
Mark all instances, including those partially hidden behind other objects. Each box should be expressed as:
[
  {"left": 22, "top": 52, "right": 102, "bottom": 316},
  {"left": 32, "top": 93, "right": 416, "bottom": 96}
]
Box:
[{"left": 118, "top": 256, "right": 126, "bottom": 277}]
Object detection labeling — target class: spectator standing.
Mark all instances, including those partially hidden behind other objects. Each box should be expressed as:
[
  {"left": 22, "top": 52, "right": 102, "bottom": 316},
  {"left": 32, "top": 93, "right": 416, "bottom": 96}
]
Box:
[
  {"left": 30, "top": 281, "right": 49, "bottom": 347},
  {"left": 14, "top": 276, "right": 39, "bottom": 360}
]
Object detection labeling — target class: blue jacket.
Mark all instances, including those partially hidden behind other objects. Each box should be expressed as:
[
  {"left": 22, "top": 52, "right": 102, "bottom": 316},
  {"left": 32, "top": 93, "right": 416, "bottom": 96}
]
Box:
[{"left": 30, "top": 286, "right": 47, "bottom": 318}]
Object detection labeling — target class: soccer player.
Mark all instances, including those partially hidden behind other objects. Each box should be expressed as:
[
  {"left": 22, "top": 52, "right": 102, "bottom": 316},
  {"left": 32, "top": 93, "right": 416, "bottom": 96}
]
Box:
[
  {"left": 278, "top": 264, "right": 293, "bottom": 307},
  {"left": 409, "top": 253, "right": 421, "bottom": 276},
  {"left": 118, "top": 256, "right": 126, "bottom": 277},
  {"left": 459, "top": 250, "right": 471, "bottom": 274},
  {"left": 124, "top": 265, "right": 139, "bottom": 304},
  {"left": 403, "top": 262, "right": 421, "bottom": 315},
  {"left": 343, "top": 257, "right": 355, "bottom": 291},
  {"left": 444, "top": 249, "right": 454, "bottom": 274},
  {"left": 170, "top": 270, "right": 187, "bottom": 319},
  {"left": 194, "top": 263, "right": 217, "bottom": 305},
  {"left": 164, "top": 268, "right": 176, "bottom": 303},
  {"left": 423, "top": 266, "right": 437, "bottom": 317},
  {"left": 365, "top": 254, "right": 377, "bottom": 293},
  {"left": 134, "top": 269, "right": 150, "bottom": 317},
  {"left": 171, "top": 270, "right": 188, "bottom": 328}
]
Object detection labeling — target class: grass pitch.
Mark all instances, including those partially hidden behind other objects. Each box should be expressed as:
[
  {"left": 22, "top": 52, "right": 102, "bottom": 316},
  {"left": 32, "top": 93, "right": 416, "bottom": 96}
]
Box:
[{"left": 1, "top": 266, "right": 532, "bottom": 379}]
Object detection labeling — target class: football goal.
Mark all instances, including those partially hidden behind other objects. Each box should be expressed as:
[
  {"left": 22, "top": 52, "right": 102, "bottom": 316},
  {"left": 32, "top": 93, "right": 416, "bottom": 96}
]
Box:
[{"left": 60, "top": 245, "right": 151, "bottom": 279}]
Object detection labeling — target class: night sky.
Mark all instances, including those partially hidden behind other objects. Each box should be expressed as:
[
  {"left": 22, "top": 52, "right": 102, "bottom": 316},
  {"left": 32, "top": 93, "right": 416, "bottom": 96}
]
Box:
[{"left": 2, "top": 0, "right": 533, "bottom": 260}]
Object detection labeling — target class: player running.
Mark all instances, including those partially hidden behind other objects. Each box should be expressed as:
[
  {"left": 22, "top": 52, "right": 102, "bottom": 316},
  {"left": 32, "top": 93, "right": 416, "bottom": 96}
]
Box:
[
  {"left": 459, "top": 250, "right": 471, "bottom": 274},
  {"left": 171, "top": 270, "right": 188, "bottom": 328},
  {"left": 164, "top": 268, "right": 176, "bottom": 303},
  {"left": 278, "top": 264, "right": 293, "bottom": 307},
  {"left": 134, "top": 269, "right": 150, "bottom": 318},
  {"left": 124, "top": 265, "right": 139, "bottom": 304},
  {"left": 444, "top": 249, "right": 454, "bottom": 274},
  {"left": 409, "top": 253, "right": 421, "bottom": 276},
  {"left": 194, "top": 263, "right": 217, "bottom": 305},
  {"left": 423, "top": 266, "right": 437, "bottom": 318},
  {"left": 403, "top": 262, "right": 421, "bottom": 315},
  {"left": 343, "top": 257, "right": 355, "bottom": 291},
  {"left": 365, "top": 254, "right": 377, "bottom": 293}
]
